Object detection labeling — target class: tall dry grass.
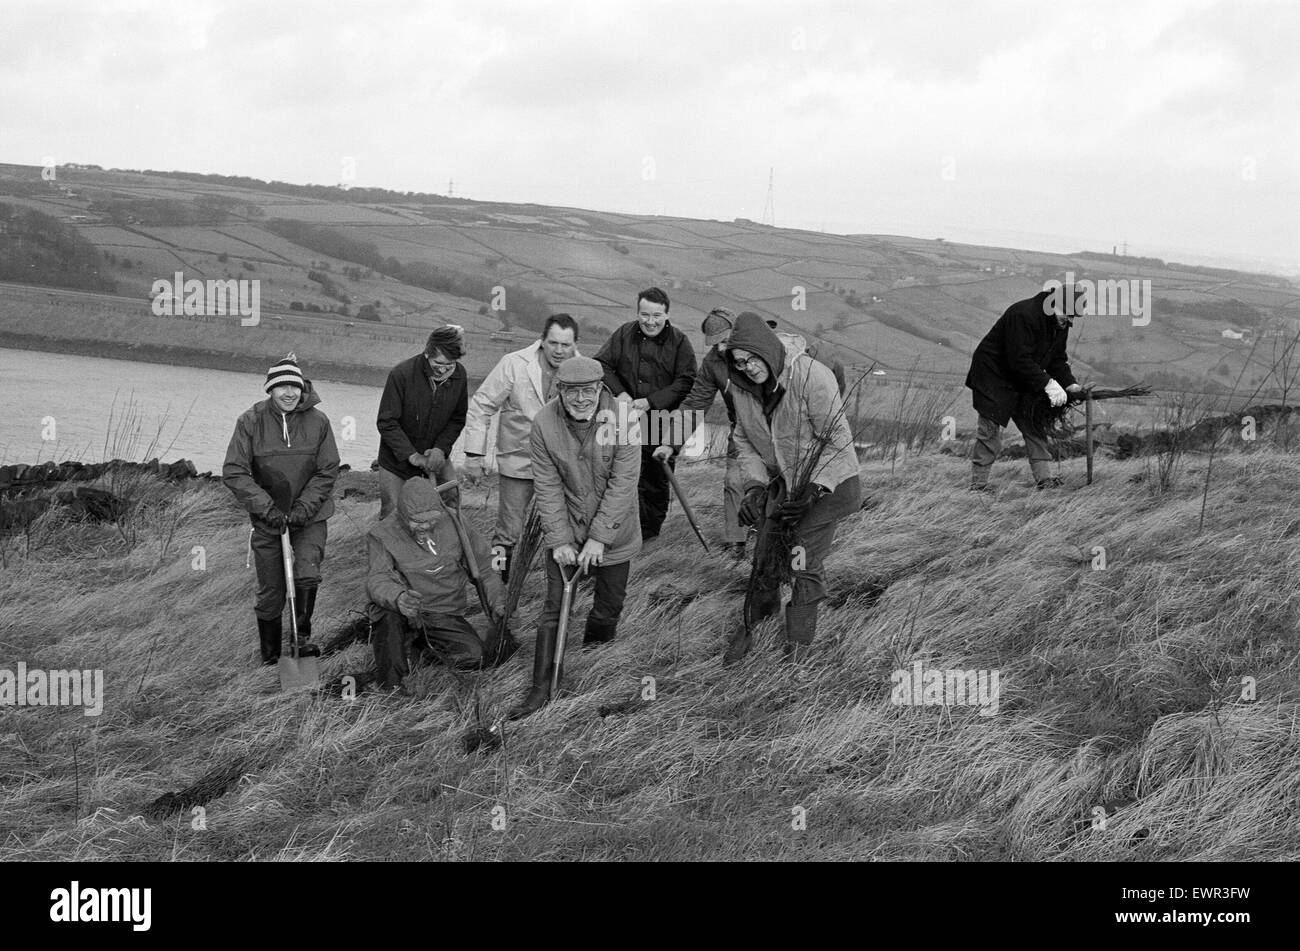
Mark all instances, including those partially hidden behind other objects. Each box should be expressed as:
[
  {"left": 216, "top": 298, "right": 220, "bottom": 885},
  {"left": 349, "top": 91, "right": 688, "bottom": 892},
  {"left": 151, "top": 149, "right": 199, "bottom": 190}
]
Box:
[{"left": 0, "top": 450, "right": 1296, "bottom": 861}]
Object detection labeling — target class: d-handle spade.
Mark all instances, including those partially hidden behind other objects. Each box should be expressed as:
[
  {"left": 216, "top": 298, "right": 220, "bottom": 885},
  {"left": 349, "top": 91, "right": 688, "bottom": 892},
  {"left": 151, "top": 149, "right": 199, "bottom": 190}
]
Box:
[
  {"left": 551, "top": 563, "right": 581, "bottom": 698},
  {"left": 277, "top": 528, "right": 320, "bottom": 691}
]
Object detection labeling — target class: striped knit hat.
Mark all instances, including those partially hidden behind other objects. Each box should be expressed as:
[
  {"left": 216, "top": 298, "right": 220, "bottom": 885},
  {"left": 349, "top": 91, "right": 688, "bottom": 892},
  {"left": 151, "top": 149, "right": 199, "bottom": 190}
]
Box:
[{"left": 264, "top": 352, "right": 305, "bottom": 393}]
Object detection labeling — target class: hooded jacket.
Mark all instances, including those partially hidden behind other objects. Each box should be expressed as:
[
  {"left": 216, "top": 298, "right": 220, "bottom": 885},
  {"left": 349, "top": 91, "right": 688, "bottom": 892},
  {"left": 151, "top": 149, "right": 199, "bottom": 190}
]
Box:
[
  {"left": 725, "top": 312, "right": 859, "bottom": 497},
  {"left": 377, "top": 353, "right": 468, "bottom": 479},
  {"left": 223, "top": 380, "right": 339, "bottom": 526},
  {"left": 365, "top": 478, "right": 503, "bottom": 619},
  {"left": 529, "top": 389, "right": 642, "bottom": 564},
  {"left": 594, "top": 319, "right": 697, "bottom": 446},
  {"left": 966, "top": 291, "right": 1077, "bottom": 426},
  {"left": 461, "top": 340, "right": 577, "bottom": 480}
]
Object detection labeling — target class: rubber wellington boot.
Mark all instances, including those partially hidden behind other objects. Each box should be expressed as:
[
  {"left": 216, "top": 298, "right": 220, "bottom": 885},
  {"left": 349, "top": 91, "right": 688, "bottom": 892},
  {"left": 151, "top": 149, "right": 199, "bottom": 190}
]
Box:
[
  {"left": 508, "top": 622, "right": 560, "bottom": 720},
  {"left": 294, "top": 585, "right": 318, "bottom": 642},
  {"left": 782, "top": 601, "right": 818, "bottom": 662},
  {"left": 725, "top": 586, "right": 780, "bottom": 664},
  {"left": 970, "top": 463, "right": 994, "bottom": 493},
  {"left": 257, "top": 616, "right": 283, "bottom": 665},
  {"left": 582, "top": 617, "right": 618, "bottom": 649}
]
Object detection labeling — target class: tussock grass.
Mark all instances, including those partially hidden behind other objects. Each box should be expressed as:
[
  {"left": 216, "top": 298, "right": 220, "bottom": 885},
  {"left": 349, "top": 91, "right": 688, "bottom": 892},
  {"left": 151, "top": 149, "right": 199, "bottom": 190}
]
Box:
[{"left": 0, "top": 453, "right": 1296, "bottom": 861}]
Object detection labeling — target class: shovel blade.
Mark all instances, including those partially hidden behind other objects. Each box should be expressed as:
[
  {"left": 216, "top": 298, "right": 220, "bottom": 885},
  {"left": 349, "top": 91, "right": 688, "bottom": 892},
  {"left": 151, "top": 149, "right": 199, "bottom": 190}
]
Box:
[{"left": 277, "top": 654, "right": 321, "bottom": 691}]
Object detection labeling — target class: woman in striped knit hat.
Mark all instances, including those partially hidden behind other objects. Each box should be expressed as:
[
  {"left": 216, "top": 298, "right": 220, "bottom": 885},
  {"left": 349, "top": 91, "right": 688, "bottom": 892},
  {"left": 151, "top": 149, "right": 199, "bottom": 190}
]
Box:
[{"left": 223, "top": 353, "right": 340, "bottom": 665}]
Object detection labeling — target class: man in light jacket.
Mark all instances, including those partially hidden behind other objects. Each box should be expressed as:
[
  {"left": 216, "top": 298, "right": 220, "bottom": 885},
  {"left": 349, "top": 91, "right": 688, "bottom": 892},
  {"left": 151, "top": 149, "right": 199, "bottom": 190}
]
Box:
[
  {"left": 508, "top": 356, "right": 641, "bottom": 719},
  {"left": 461, "top": 314, "right": 579, "bottom": 582},
  {"left": 723, "top": 313, "right": 862, "bottom": 662}
]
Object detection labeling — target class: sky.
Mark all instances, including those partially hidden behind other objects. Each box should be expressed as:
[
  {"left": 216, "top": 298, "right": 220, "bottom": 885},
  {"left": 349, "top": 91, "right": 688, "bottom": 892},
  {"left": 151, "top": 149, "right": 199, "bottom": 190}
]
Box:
[{"left": 2, "top": 0, "right": 1297, "bottom": 271}]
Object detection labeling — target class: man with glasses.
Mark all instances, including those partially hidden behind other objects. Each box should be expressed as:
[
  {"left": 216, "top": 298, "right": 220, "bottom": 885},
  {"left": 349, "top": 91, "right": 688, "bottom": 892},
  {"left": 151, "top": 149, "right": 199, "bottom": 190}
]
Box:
[
  {"left": 376, "top": 325, "right": 468, "bottom": 520},
  {"left": 508, "top": 356, "right": 641, "bottom": 719},
  {"left": 723, "top": 312, "right": 861, "bottom": 663},
  {"left": 594, "top": 287, "right": 697, "bottom": 544},
  {"left": 461, "top": 314, "right": 580, "bottom": 583}
]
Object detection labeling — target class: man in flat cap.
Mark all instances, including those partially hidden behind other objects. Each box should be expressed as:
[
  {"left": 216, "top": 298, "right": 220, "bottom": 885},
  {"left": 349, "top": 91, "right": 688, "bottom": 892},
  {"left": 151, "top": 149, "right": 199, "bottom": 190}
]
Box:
[
  {"left": 652, "top": 307, "right": 748, "bottom": 558},
  {"left": 509, "top": 356, "right": 641, "bottom": 718}
]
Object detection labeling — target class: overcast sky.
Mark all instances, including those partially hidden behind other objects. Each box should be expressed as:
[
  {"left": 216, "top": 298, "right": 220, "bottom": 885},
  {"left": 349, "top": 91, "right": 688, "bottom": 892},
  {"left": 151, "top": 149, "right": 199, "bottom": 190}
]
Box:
[{"left": 3, "top": 0, "right": 1296, "bottom": 270}]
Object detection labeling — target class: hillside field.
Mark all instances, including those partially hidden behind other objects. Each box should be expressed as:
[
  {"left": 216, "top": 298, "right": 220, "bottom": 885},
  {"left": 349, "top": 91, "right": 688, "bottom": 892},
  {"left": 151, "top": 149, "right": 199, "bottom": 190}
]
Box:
[{"left": 1, "top": 446, "right": 1296, "bottom": 861}]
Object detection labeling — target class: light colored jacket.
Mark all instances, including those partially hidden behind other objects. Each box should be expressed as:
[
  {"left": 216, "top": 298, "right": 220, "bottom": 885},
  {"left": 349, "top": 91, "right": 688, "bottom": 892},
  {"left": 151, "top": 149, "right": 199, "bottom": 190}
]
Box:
[
  {"left": 732, "top": 334, "right": 858, "bottom": 493},
  {"left": 529, "top": 391, "right": 642, "bottom": 565},
  {"left": 462, "top": 341, "right": 574, "bottom": 479}
]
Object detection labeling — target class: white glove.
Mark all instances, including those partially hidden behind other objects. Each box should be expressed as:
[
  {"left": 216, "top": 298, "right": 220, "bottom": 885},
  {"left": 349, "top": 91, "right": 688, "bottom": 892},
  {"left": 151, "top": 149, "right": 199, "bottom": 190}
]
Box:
[{"left": 1045, "top": 379, "right": 1067, "bottom": 408}]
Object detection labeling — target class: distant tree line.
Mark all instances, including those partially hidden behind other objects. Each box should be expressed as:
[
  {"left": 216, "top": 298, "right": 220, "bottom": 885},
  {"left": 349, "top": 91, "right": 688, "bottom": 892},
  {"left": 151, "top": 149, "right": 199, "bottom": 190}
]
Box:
[
  {"left": 0, "top": 203, "right": 116, "bottom": 292},
  {"left": 135, "top": 169, "right": 456, "bottom": 206},
  {"left": 86, "top": 195, "right": 251, "bottom": 227},
  {"left": 1075, "top": 250, "right": 1291, "bottom": 289},
  {"left": 1161, "top": 298, "right": 1264, "bottom": 328},
  {"left": 264, "top": 218, "right": 554, "bottom": 332}
]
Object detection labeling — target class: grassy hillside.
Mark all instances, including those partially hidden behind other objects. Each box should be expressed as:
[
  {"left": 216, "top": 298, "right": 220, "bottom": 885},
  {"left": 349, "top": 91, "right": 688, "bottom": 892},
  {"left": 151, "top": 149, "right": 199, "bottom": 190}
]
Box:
[
  {"left": 2, "top": 162, "right": 1296, "bottom": 399},
  {"left": 1, "top": 448, "right": 1295, "bottom": 860}
]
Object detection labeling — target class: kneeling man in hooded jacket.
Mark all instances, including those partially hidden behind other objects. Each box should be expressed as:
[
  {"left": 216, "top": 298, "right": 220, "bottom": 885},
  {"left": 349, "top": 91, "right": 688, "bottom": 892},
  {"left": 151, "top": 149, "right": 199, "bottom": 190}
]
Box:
[{"left": 366, "top": 477, "right": 506, "bottom": 691}]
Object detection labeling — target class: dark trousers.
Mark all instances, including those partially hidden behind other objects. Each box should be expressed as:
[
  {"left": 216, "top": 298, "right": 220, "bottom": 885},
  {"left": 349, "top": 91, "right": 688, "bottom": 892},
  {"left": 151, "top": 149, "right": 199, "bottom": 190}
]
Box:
[
  {"left": 371, "top": 607, "right": 486, "bottom": 689},
  {"left": 250, "top": 520, "right": 327, "bottom": 620},
  {"left": 639, "top": 445, "right": 673, "bottom": 538},
  {"left": 750, "top": 476, "right": 860, "bottom": 613},
  {"left": 538, "top": 554, "right": 631, "bottom": 641},
  {"left": 972, "top": 413, "right": 1053, "bottom": 483}
]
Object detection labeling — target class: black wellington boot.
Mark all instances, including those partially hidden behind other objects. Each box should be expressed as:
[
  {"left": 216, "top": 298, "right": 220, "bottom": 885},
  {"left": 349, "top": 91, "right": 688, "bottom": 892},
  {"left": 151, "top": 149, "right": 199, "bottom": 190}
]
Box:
[
  {"left": 782, "top": 601, "right": 818, "bottom": 662},
  {"left": 508, "top": 622, "right": 560, "bottom": 720},
  {"left": 582, "top": 617, "right": 618, "bottom": 649},
  {"left": 725, "top": 586, "right": 779, "bottom": 665},
  {"left": 294, "top": 585, "right": 317, "bottom": 644},
  {"left": 257, "top": 616, "right": 282, "bottom": 666}
]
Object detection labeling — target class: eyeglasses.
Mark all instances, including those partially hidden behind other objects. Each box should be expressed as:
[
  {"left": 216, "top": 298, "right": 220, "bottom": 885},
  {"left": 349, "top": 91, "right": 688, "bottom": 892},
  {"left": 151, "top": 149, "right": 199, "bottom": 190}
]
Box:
[
  {"left": 559, "top": 385, "right": 600, "bottom": 400},
  {"left": 428, "top": 360, "right": 456, "bottom": 377},
  {"left": 732, "top": 354, "right": 763, "bottom": 371}
]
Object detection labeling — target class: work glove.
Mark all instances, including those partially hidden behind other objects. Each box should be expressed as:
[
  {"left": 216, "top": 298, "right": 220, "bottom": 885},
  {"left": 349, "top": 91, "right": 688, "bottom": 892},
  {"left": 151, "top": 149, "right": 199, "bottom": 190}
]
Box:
[
  {"left": 651, "top": 445, "right": 674, "bottom": 463},
  {"left": 397, "top": 590, "right": 421, "bottom": 622},
  {"left": 738, "top": 485, "right": 767, "bottom": 528},
  {"left": 264, "top": 507, "right": 289, "bottom": 532},
  {"left": 777, "top": 484, "right": 824, "bottom": 524},
  {"left": 408, "top": 452, "right": 430, "bottom": 471},
  {"left": 424, "top": 448, "right": 447, "bottom": 471},
  {"left": 1045, "top": 379, "right": 1067, "bottom": 408},
  {"left": 288, "top": 503, "right": 310, "bottom": 528}
]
